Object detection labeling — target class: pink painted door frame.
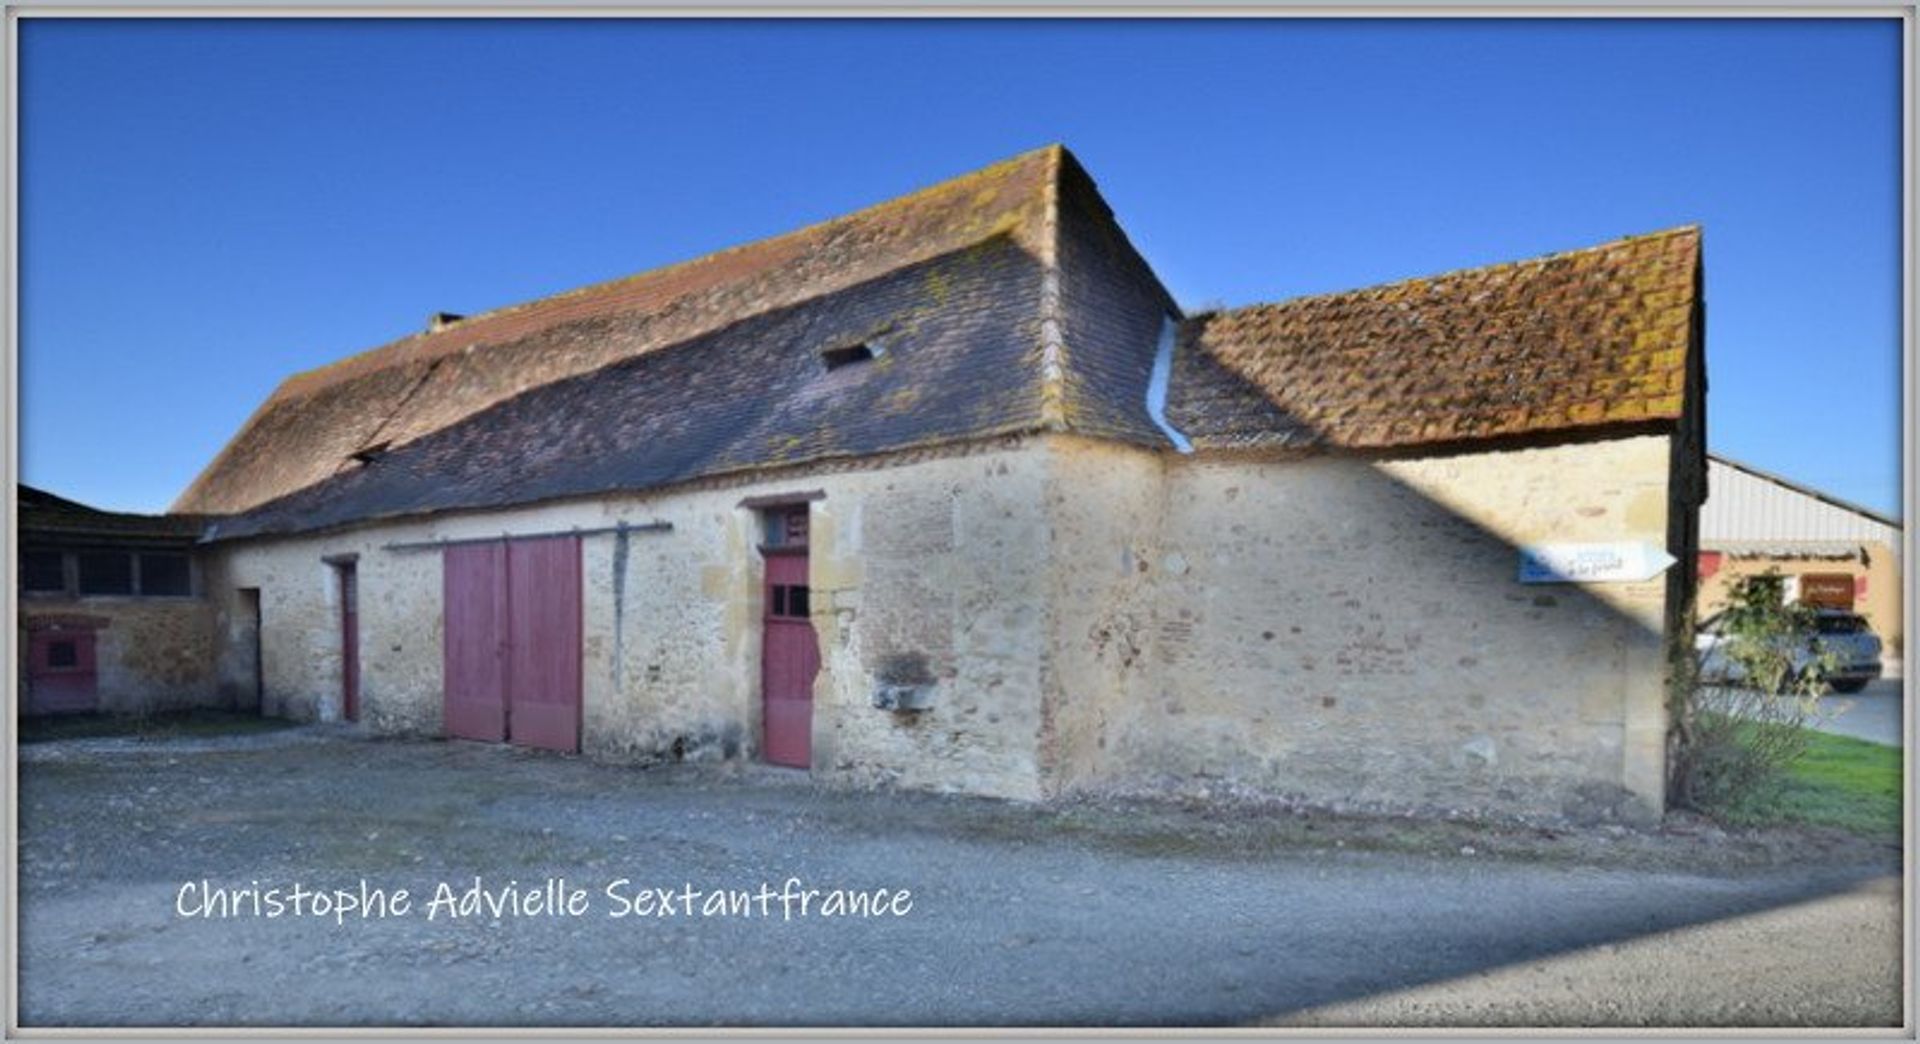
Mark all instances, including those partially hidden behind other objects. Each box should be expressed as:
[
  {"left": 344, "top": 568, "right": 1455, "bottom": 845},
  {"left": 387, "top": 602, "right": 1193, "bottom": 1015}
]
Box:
[{"left": 761, "top": 539, "right": 818, "bottom": 770}]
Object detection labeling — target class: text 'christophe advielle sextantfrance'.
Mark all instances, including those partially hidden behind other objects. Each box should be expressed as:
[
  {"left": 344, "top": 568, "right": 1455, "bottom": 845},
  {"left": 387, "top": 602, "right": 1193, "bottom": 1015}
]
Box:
[{"left": 175, "top": 877, "right": 913, "bottom": 926}]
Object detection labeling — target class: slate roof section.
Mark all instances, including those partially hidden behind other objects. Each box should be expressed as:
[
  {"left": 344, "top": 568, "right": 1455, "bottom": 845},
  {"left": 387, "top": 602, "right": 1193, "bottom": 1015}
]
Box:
[
  {"left": 204, "top": 236, "right": 1053, "bottom": 541},
  {"left": 1167, "top": 226, "right": 1702, "bottom": 450},
  {"left": 19, "top": 485, "right": 206, "bottom": 544},
  {"left": 183, "top": 146, "right": 1704, "bottom": 543},
  {"left": 175, "top": 146, "right": 1067, "bottom": 516},
  {"left": 1049, "top": 151, "right": 1181, "bottom": 446}
]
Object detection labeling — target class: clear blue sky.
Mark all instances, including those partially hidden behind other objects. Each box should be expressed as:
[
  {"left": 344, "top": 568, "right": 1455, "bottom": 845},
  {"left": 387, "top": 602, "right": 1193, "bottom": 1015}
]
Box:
[{"left": 19, "top": 17, "right": 1904, "bottom": 517}]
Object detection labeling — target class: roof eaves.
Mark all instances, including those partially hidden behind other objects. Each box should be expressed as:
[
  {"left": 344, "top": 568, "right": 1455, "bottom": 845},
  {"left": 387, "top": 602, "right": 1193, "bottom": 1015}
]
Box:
[{"left": 202, "top": 418, "right": 1058, "bottom": 545}]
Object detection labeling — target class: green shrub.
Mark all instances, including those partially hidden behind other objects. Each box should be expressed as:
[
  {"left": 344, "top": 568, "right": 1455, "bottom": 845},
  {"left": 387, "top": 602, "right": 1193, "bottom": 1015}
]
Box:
[{"left": 1668, "top": 572, "right": 1836, "bottom": 815}]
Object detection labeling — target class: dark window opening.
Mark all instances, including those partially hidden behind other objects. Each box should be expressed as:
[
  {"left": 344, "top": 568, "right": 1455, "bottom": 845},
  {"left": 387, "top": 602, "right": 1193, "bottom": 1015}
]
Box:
[
  {"left": 22, "top": 551, "right": 65, "bottom": 593},
  {"left": 77, "top": 552, "right": 134, "bottom": 596},
  {"left": 139, "top": 553, "right": 191, "bottom": 597},
  {"left": 47, "top": 640, "right": 78, "bottom": 669},
  {"left": 821, "top": 343, "right": 877, "bottom": 371},
  {"left": 770, "top": 584, "right": 810, "bottom": 619}
]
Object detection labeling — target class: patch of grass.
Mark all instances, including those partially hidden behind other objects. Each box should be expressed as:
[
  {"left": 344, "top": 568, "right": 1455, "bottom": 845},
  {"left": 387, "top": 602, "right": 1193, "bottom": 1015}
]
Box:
[
  {"left": 1719, "top": 725, "right": 1902, "bottom": 837},
  {"left": 19, "top": 709, "right": 295, "bottom": 744}
]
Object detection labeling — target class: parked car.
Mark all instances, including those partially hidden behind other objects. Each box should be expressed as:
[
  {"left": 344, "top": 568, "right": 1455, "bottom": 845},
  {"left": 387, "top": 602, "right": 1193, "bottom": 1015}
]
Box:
[{"left": 1695, "top": 609, "right": 1883, "bottom": 694}]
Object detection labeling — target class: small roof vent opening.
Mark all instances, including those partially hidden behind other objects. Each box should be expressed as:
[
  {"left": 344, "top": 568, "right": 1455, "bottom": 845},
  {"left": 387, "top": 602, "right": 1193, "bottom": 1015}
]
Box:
[
  {"left": 349, "top": 441, "right": 392, "bottom": 466},
  {"left": 427, "top": 312, "right": 466, "bottom": 333},
  {"left": 821, "top": 342, "right": 879, "bottom": 372}
]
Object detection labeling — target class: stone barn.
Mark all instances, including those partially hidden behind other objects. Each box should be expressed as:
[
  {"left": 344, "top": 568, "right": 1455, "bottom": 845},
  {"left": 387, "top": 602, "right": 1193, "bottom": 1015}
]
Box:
[
  {"left": 160, "top": 145, "right": 1705, "bottom": 821},
  {"left": 17, "top": 485, "right": 219, "bottom": 715}
]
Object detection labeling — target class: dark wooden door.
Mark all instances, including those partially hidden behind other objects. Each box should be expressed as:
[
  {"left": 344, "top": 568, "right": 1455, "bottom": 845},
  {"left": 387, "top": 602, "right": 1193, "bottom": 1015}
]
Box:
[
  {"left": 441, "top": 536, "right": 581, "bottom": 752},
  {"left": 506, "top": 535, "right": 582, "bottom": 753},
  {"left": 338, "top": 562, "right": 360, "bottom": 722},
  {"left": 238, "top": 588, "right": 263, "bottom": 713},
  {"left": 443, "top": 542, "right": 508, "bottom": 742},
  {"left": 761, "top": 548, "right": 818, "bottom": 769},
  {"left": 26, "top": 628, "right": 98, "bottom": 714}
]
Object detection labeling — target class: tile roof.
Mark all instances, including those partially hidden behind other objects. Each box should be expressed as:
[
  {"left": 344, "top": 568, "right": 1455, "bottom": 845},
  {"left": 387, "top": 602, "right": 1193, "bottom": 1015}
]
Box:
[
  {"left": 1167, "top": 226, "right": 1702, "bottom": 450},
  {"left": 175, "top": 145, "right": 1080, "bottom": 516},
  {"left": 181, "top": 145, "right": 1704, "bottom": 542},
  {"left": 19, "top": 485, "right": 207, "bottom": 544},
  {"left": 205, "top": 235, "right": 1061, "bottom": 541}
]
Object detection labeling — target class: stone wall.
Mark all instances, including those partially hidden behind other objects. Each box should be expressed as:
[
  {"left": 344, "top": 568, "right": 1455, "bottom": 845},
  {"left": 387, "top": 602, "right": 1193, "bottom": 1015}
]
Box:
[
  {"left": 1037, "top": 437, "right": 1164, "bottom": 792},
  {"left": 1040, "top": 433, "right": 1681, "bottom": 822},
  {"left": 206, "top": 429, "right": 1687, "bottom": 819},
  {"left": 207, "top": 438, "right": 1055, "bottom": 799},
  {"left": 19, "top": 597, "right": 222, "bottom": 714}
]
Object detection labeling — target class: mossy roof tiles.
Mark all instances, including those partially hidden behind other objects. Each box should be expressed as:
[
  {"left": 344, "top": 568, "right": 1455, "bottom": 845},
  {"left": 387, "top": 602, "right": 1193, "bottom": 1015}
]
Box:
[
  {"left": 1167, "top": 226, "right": 1702, "bottom": 451},
  {"left": 183, "top": 147, "right": 1702, "bottom": 542}
]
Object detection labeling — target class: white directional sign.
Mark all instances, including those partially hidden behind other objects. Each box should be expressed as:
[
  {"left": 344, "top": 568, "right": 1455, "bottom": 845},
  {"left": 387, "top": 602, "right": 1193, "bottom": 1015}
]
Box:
[{"left": 1518, "top": 542, "right": 1679, "bottom": 584}]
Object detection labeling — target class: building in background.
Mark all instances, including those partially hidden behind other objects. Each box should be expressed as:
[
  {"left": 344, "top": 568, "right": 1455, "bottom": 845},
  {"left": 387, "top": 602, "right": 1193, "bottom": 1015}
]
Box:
[
  {"left": 1698, "top": 454, "right": 1904, "bottom": 660},
  {"left": 15, "top": 485, "right": 221, "bottom": 714}
]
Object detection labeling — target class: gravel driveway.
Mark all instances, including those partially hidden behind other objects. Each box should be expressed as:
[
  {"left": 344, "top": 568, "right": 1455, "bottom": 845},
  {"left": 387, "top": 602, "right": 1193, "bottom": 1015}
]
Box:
[{"left": 16, "top": 728, "right": 1903, "bottom": 1028}]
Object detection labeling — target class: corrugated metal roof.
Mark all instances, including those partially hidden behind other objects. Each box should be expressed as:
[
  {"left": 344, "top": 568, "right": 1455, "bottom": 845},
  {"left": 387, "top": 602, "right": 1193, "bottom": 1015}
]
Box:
[{"left": 1701, "top": 456, "right": 1903, "bottom": 554}]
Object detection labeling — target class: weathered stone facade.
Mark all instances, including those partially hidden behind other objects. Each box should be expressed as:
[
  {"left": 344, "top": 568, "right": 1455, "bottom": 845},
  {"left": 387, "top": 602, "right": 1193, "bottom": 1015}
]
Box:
[
  {"left": 207, "top": 439, "right": 1056, "bottom": 799},
  {"left": 137, "top": 146, "right": 1708, "bottom": 823},
  {"left": 18, "top": 599, "right": 222, "bottom": 714},
  {"left": 1041, "top": 434, "right": 1681, "bottom": 821},
  {"left": 16, "top": 486, "right": 226, "bottom": 715},
  {"left": 205, "top": 428, "right": 1688, "bottom": 821}
]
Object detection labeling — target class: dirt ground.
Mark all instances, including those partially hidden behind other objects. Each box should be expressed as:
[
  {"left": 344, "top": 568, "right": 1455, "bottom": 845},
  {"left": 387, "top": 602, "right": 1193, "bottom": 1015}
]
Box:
[{"left": 15, "top": 726, "right": 1905, "bottom": 1028}]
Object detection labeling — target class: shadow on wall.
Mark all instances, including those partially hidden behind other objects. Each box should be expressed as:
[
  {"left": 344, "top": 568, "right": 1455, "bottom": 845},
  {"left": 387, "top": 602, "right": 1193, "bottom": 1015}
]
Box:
[{"left": 1051, "top": 359, "right": 1701, "bottom": 825}]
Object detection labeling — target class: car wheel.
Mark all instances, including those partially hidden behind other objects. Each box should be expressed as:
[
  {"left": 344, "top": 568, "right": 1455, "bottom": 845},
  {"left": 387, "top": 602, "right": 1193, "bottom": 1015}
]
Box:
[{"left": 1830, "top": 678, "right": 1870, "bottom": 694}]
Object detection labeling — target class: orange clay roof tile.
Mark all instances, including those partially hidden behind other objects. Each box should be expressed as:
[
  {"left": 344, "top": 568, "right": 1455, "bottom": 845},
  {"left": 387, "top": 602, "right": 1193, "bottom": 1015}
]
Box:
[{"left": 1166, "top": 225, "right": 1701, "bottom": 451}]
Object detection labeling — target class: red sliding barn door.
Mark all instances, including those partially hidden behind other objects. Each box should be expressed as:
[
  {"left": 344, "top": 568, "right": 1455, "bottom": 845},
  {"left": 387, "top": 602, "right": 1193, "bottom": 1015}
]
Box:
[
  {"left": 441, "top": 535, "right": 581, "bottom": 753},
  {"left": 506, "top": 535, "right": 583, "bottom": 753},
  {"left": 443, "top": 542, "right": 508, "bottom": 742},
  {"left": 761, "top": 546, "right": 818, "bottom": 769}
]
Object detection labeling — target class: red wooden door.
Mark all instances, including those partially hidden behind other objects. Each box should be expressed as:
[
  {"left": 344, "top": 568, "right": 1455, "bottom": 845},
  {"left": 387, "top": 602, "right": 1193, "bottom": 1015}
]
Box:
[
  {"left": 443, "top": 542, "right": 508, "bottom": 742},
  {"left": 440, "top": 536, "right": 582, "bottom": 753},
  {"left": 506, "top": 535, "right": 582, "bottom": 753},
  {"left": 761, "top": 549, "right": 818, "bottom": 768},
  {"left": 26, "top": 628, "right": 98, "bottom": 714},
  {"left": 338, "top": 563, "right": 360, "bottom": 722}
]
